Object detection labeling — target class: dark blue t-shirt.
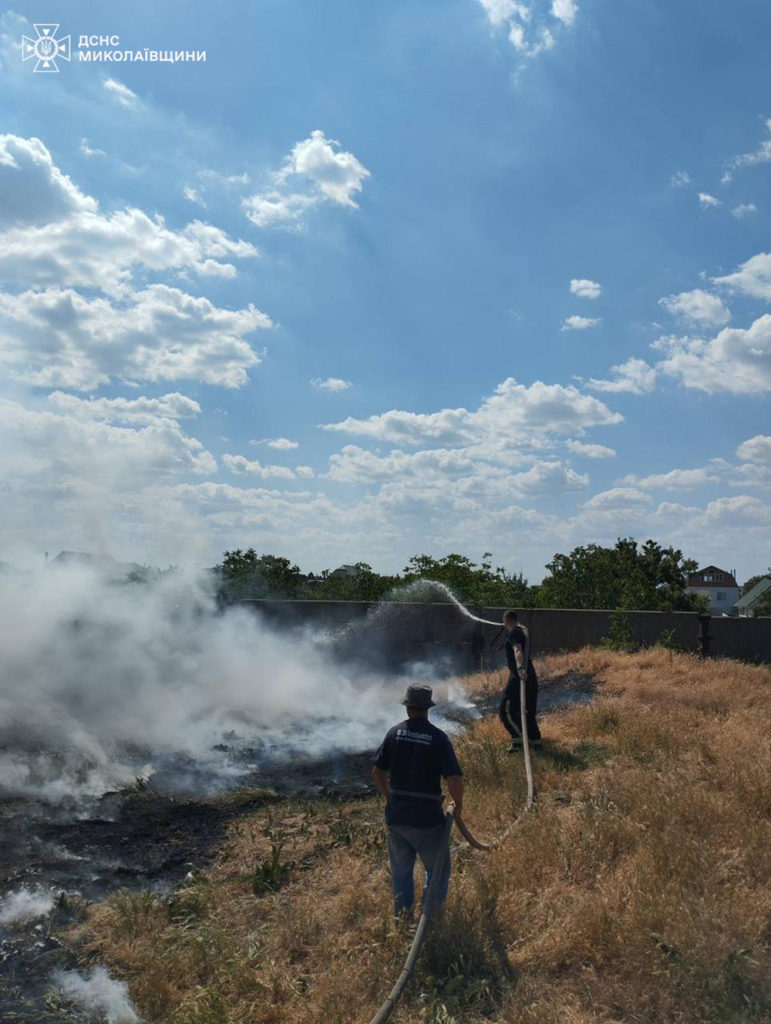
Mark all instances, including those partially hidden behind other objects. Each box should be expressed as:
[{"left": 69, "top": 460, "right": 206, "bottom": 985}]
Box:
[
  {"left": 374, "top": 718, "right": 462, "bottom": 828},
  {"left": 504, "top": 625, "right": 534, "bottom": 676}
]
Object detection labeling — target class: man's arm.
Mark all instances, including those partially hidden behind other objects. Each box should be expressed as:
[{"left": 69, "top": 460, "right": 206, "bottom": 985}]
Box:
[
  {"left": 372, "top": 765, "right": 390, "bottom": 798},
  {"left": 446, "top": 774, "right": 464, "bottom": 816},
  {"left": 512, "top": 640, "right": 527, "bottom": 678}
]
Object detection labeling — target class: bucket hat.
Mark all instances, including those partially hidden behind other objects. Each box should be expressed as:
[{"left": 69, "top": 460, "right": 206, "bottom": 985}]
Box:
[{"left": 400, "top": 684, "right": 436, "bottom": 708}]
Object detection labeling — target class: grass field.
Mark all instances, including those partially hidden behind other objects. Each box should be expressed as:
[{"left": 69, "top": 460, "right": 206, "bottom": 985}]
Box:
[{"left": 71, "top": 648, "right": 770, "bottom": 1023}]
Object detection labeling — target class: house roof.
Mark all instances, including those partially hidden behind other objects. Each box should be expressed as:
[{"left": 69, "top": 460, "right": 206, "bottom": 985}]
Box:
[
  {"left": 735, "top": 577, "right": 771, "bottom": 609},
  {"left": 686, "top": 565, "right": 739, "bottom": 588}
]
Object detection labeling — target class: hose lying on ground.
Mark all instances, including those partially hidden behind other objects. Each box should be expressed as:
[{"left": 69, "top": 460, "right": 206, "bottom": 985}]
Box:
[{"left": 367, "top": 807, "right": 455, "bottom": 1024}]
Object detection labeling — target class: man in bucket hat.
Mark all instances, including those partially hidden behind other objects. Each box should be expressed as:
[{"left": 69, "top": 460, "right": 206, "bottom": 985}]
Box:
[{"left": 373, "top": 684, "right": 464, "bottom": 918}]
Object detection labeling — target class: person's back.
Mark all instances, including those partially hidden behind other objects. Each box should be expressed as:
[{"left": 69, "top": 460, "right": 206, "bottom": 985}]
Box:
[
  {"left": 379, "top": 716, "right": 456, "bottom": 828},
  {"left": 373, "top": 684, "right": 464, "bottom": 917}
]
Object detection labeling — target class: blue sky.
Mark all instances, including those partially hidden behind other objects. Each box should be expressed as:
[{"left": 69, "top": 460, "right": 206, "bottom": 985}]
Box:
[{"left": 0, "top": 0, "right": 769, "bottom": 582}]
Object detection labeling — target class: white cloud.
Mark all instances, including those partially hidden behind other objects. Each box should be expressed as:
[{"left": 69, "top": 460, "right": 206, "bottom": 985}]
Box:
[
  {"left": 581, "top": 487, "right": 653, "bottom": 510},
  {"left": 0, "top": 285, "right": 270, "bottom": 389},
  {"left": 621, "top": 467, "right": 720, "bottom": 491},
  {"left": 701, "top": 494, "right": 771, "bottom": 527},
  {"left": 0, "top": 137, "right": 258, "bottom": 295},
  {"left": 722, "top": 118, "right": 771, "bottom": 182},
  {"left": 569, "top": 278, "right": 601, "bottom": 299},
  {"left": 79, "top": 138, "right": 105, "bottom": 159},
  {"left": 586, "top": 357, "right": 657, "bottom": 394},
  {"left": 551, "top": 0, "right": 578, "bottom": 26},
  {"left": 258, "top": 437, "right": 299, "bottom": 450},
  {"left": 0, "top": 398, "right": 217, "bottom": 481},
  {"left": 698, "top": 192, "right": 720, "bottom": 208},
  {"left": 324, "top": 377, "right": 622, "bottom": 446},
  {"left": 659, "top": 289, "right": 730, "bottom": 328},
  {"left": 566, "top": 439, "right": 616, "bottom": 458},
  {"left": 311, "top": 377, "right": 352, "bottom": 392},
  {"left": 713, "top": 252, "right": 771, "bottom": 301},
  {"left": 183, "top": 186, "right": 205, "bottom": 206},
  {"left": 561, "top": 315, "right": 601, "bottom": 331},
  {"left": 478, "top": 0, "right": 530, "bottom": 27},
  {"left": 654, "top": 315, "right": 771, "bottom": 394},
  {"left": 277, "top": 130, "right": 370, "bottom": 207},
  {"left": 243, "top": 130, "right": 369, "bottom": 229},
  {"left": 222, "top": 454, "right": 296, "bottom": 479},
  {"left": 732, "top": 202, "right": 758, "bottom": 219},
  {"left": 46, "top": 391, "right": 201, "bottom": 424},
  {"left": 737, "top": 434, "right": 771, "bottom": 464},
  {"left": 670, "top": 171, "right": 691, "bottom": 188},
  {"left": 732, "top": 434, "right": 771, "bottom": 488},
  {"left": 103, "top": 78, "right": 139, "bottom": 108},
  {"left": 478, "top": 0, "right": 566, "bottom": 58}
]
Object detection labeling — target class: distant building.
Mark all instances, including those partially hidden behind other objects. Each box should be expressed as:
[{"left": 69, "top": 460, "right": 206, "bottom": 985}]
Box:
[
  {"left": 735, "top": 577, "right": 771, "bottom": 617},
  {"left": 686, "top": 565, "right": 741, "bottom": 615},
  {"left": 329, "top": 564, "right": 361, "bottom": 579}
]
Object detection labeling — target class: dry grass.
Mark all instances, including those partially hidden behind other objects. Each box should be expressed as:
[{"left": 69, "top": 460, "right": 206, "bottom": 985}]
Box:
[{"left": 70, "top": 648, "right": 770, "bottom": 1023}]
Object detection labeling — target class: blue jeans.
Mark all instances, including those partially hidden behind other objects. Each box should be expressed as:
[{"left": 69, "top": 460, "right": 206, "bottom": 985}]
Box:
[{"left": 387, "top": 822, "right": 451, "bottom": 917}]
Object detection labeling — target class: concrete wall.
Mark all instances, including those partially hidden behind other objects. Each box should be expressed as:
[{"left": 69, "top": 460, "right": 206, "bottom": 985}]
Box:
[{"left": 233, "top": 599, "right": 771, "bottom": 672}]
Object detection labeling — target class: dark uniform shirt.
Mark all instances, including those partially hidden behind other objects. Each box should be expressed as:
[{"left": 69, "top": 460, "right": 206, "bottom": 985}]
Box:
[
  {"left": 374, "top": 718, "right": 462, "bottom": 828},
  {"left": 504, "top": 625, "right": 536, "bottom": 694}
]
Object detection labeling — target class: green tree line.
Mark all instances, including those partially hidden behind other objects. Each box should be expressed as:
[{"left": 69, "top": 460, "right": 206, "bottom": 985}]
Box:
[{"left": 215, "top": 538, "right": 734, "bottom": 613}]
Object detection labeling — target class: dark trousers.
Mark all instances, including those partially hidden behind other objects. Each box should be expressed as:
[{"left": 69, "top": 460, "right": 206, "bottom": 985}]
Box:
[{"left": 499, "top": 672, "right": 540, "bottom": 741}]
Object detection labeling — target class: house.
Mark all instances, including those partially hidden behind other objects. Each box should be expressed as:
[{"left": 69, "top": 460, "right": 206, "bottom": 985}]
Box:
[
  {"left": 686, "top": 565, "right": 741, "bottom": 615},
  {"left": 735, "top": 577, "right": 771, "bottom": 617},
  {"left": 329, "top": 564, "right": 361, "bottom": 579}
]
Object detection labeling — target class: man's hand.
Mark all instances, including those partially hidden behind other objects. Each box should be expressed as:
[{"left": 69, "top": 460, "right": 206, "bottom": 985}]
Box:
[
  {"left": 372, "top": 766, "right": 390, "bottom": 798},
  {"left": 446, "top": 774, "right": 464, "bottom": 817}
]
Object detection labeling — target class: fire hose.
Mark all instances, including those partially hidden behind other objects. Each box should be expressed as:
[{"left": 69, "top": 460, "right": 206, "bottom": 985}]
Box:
[{"left": 366, "top": 637, "right": 535, "bottom": 1024}]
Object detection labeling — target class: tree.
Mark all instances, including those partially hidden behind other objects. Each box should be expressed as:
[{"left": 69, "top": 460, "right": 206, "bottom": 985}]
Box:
[
  {"left": 401, "top": 552, "right": 531, "bottom": 607},
  {"left": 536, "top": 538, "right": 700, "bottom": 612},
  {"left": 218, "top": 549, "right": 304, "bottom": 600},
  {"left": 308, "top": 563, "right": 399, "bottom": 602}
]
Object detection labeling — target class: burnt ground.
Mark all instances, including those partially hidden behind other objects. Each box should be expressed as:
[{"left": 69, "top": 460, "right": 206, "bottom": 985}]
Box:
[{"left": 0, "top": 674, "right": 595, "bottom": 1023}]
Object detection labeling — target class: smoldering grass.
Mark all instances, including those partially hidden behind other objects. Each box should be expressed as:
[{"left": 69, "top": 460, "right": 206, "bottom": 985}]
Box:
[{"left": 68, "top": 648, "right": 769, "bottom": 1024}]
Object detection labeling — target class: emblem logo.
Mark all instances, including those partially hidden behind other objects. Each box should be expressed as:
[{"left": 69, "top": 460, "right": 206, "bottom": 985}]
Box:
[{"left": 21, "top": 24, "right": 71, "bottom": 72}]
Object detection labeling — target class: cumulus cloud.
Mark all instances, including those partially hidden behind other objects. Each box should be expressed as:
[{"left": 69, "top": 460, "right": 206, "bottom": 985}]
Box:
[
  {"left": 581, "top": 487, "right": 653, "bottom": 510},
  {"left": 103, "top": 77, "right": 138, "bottom": 108},
  {"left": 222, "top": 454, "right": 297, "bottom": 479},
  {"left": 586, "top": 357, "right": 657, "bottom": 394},
  {"left": 46, "top": 391, "right": 202, "bottom": 423},
  {"left": 722, "top": 118, "right": 771, "bottom": 182},
  {"left": 569, "top": 278, "right": 601, "bottom": 299},
  {"left": 659, "top": 289, "right": 730, "bottom": 328},
  {"left": 561, "top": 315, "right": 600, "bottom": 330},
  {"left": 713, "top": 252, "right": 771, "bottom": 301},
  {"left": 566, "top": 439, "right": 616, "bottom": 458},
  {"left": 732, "top": 202, "right": 758, "bottom": 219},
  {"left": 243, "top": 130, "right": 369, "bottom": 228},
  {"left": 0, "top": 136, "right": 257, "bottom": 295},
  {"left": 551, "top": 0, "right": 578, "bottom": 26},
  {"left": 311, "top": 377, "right": 352, "bottom": 392},
  {"left": 251, "top": 437, "right": 299, "bottom": 450},
  {"left": 0, "top": 285, "right": 270, "bottom": 389},
  {"left": 698, "top": 192, "right": 720, "bottom": 208},
  {"left": 654, "top": 315, "right": 771, "bottom": 394},
  {"left": 621, "top": 467, "right": 720, "bottom": 491},
  {"left": 732, "top": 434, "right": 771, "bottom": 488},
  {"left": 324, "top": 377, "right": 622, "bottom": 446},
  {"left": 183, "top": 185, "right": 205, "bottom": 206}
]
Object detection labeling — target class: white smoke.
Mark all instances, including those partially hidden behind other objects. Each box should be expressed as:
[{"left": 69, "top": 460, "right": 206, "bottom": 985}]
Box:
[
  {"left": 0, "top": 886, "right": 55, "bottom": 924},
  {"left": 52, "top": 966, "right": 140, "bottom": 1023},
  {"left": 0, "top": 565, "right": 457, "bottom": 801}
]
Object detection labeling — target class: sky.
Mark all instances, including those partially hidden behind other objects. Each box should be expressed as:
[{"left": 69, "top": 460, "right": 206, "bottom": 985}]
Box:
[{"left": 0, "top": 0, "right": 769, "bottom": 583}]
